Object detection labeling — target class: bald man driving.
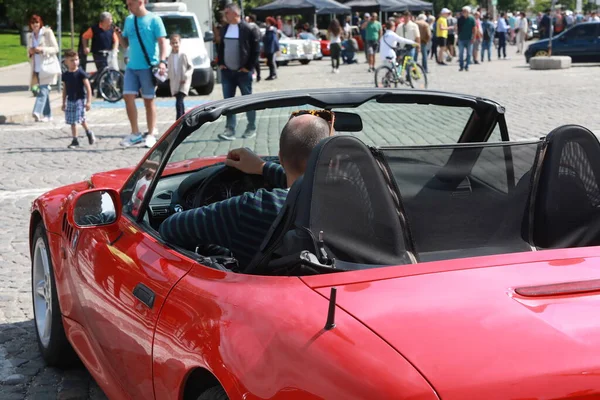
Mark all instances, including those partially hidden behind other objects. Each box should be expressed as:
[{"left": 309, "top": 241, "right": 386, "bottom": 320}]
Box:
[{"left": 159, "top": 112, "right": 332, "bottom": 266}]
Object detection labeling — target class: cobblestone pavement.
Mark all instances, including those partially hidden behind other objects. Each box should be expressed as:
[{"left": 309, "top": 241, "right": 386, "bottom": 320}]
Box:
[{"left": 1, "top": 43, "right": 599, "bottom": 399}]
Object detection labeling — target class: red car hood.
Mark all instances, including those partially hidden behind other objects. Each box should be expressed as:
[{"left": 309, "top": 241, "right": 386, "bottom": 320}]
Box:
[
  {"left": 308, "top": 249, "right": 600, "bottom": 399},
  {"left": 90, "top": 167, "right": 135, "bottom": 190}
]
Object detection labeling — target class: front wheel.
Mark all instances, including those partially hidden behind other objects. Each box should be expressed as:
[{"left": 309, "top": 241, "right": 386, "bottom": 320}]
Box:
[
  {"left": 197, "top": 386, "right": 228, "bottom": 400},
  {"left": 299, "top": 59, "right": 311, "bottom": 65},
  {"left": 31, "top": 224, "right": 78, "bottom": 367},
  {"left": 97, "top": 69, "right": 124, "bottom": 103},
  {"left": 195, "top": 71, "right": 215, "bottom": 95},
  {"left": 374, "top": 65, "right": 397, "bottom": 88},
  {"left": 407, "top": 63, "right": 428, "bottom": 89}
]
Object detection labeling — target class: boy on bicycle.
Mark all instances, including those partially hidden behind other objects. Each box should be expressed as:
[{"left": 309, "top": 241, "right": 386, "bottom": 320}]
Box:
[{"left": 62, "top": 50, "right": 96, "bottom": 149}]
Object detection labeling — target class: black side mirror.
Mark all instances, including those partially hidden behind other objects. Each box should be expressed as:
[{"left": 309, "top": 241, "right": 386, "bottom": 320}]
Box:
[{"left": 204, "top": 31, "right": 215, "bottom": 42}]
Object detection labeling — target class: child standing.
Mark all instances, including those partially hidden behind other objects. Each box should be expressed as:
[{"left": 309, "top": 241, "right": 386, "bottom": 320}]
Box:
[
  {"left": 167, "top": 34, "right": 193, "bottom": 120},
  {"left": 61, "top": 49, "right": 95, "bottom": 148}
]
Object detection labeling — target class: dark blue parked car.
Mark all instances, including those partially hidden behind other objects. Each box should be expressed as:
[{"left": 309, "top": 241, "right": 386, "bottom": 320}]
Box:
[{"left": 525, "top": 22, "right": 600, "bottom": 62}]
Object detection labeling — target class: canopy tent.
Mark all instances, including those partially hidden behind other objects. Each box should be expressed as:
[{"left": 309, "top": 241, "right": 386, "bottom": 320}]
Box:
[
  {"left": 343, "top": 0, "right": 432, "bottom": 12},
  {"left": 253, "top": 0, "right": 351, "bottom": 15},
  {"left": 401, "top": 0, "right": 433, "bottom": 11}
]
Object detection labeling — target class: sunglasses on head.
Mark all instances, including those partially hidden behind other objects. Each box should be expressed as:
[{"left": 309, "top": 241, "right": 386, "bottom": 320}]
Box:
[{"left": 289, "top": 109, "right": 336, "bottom": 136}]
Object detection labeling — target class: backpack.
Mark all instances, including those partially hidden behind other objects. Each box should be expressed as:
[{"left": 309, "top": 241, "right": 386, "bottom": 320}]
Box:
[{"left": 483, "top": 22, "right": 491, "bottom": 41}]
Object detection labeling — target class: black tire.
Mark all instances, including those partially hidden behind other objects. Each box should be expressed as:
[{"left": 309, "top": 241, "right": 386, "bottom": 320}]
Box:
[
  {"left": 156, "top": 86, "right": 170, "bottom": 97},
  {"left": 31, "top": 224, "right": 78, "bottom": 368},
  {"left": 299, "top": 59, "right": 311, "bottom": 65},
  {"left": 407, "top": 63, "right": 428, "bottom": 89},
  {"left": 197, "top": 386, "right": 228, "bottom": 400},
  {"left": 195, "top": 71, "right": 215, "bottom": 95},
  {"left": 276, "top": 61, "right": 289, "bottom": 67},
  {"left": 374, "top": 65, "right": 397, "bottom": 88},
  {"left": 97, "top": 69, "right": 124, "bottom": 103}
]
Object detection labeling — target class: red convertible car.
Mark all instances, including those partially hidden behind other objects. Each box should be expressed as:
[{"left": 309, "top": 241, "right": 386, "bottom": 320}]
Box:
[{"left": 30, "top": 88, "right": 600, "bottom": 400}]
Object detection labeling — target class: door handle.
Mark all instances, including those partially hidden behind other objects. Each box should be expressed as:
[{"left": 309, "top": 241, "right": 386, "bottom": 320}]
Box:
[{"left": 133, "top": 283, "right": 155, "bottom": 308}]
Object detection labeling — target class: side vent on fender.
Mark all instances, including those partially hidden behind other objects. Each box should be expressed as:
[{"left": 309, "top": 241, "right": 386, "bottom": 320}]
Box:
[{"left": 62, "top": 213, "right": 74, "bottom": 242}]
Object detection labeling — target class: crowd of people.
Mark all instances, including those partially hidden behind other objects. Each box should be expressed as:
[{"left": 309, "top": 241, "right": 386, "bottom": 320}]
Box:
[{"left": 25, "top": 0, "right": 600, "bottom": 148}]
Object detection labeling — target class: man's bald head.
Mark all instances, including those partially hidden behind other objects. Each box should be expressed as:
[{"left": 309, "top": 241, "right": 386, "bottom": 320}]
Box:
[{"left": 280, "top": 114, "right": 330, "bottom": 175}]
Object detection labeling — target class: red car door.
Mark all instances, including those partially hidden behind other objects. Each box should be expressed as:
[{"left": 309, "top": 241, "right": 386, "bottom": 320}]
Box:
[
  {"left": 73, "top": 216, "right": 192, "bottom": 398},
  {"left": 71, "top": 140, "right": 193, "bottom": 398}
]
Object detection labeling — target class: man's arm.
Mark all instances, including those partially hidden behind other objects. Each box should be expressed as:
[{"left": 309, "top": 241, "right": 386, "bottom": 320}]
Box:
[
  {"left": 155, "top": 16, "right": 168, "bottom": 74},
  {"left": 158, "top": 36, "right": 168, "bottom": 62},
  {"left": 217, "top": 25, "right": 225, "bottom": 67},
  {"left": 225, "top": 148, "right": 288, "bottom": 188},
  {"left": 82, "top": 27, "right": 93, "bottom": 54},
  {"left": 115, "top": 20, "right": 128, "bottom": 49},
  {"left": 159, "top": 196, "right": 241, "bottom": 250},
  {"left": 245, "top": 24, "right": 260, "bottom": 72},
  {"left": 263, "top": 162, "right": 287, "bottom": 189}
]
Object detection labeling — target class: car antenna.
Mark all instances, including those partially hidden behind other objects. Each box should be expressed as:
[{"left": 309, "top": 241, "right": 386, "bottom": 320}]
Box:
[{"left": 325, "top": 287, "right": 337, "bottom": 330}]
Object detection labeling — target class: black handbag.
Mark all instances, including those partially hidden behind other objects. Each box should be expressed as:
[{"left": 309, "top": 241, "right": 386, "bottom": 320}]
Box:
[{"left": 134, "top": 16, "right": 158, "bottom": 86}]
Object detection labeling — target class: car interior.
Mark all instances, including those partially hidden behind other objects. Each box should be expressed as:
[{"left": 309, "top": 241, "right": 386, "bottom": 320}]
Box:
[{"left": 127, "top": 96, "right": 600, "bottom": 277}]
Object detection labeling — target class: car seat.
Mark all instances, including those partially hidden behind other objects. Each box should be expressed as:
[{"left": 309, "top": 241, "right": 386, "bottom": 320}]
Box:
[
  {"left": 534, "top": 125, "right": 600, "bottom": 248},
  {"left": 245, "top": 135, "right": 416, "bottom": 276}
]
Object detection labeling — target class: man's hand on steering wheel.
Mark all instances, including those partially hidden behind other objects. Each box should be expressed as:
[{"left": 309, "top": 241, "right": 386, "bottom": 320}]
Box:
[{"left": 224, "top": 148, "right": 265, "bottom": 175}]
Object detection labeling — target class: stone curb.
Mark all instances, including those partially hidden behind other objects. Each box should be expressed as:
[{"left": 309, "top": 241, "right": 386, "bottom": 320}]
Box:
[
  {"left": 0, "top": 93, "right": 63, "bottom": 124},
  {"left": 530, "top": 56, "right": 572, "bottom": 70},
  {"left": 0, "top": 62, "right": 29, "bottom": 72}
]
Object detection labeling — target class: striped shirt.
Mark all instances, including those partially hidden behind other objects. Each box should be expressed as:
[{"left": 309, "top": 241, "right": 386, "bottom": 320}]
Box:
[{"left": 159, "top": 162, "right": 288, "bottom": 266}]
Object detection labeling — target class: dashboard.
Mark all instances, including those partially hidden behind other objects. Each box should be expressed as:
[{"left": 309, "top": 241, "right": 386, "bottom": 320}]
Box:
[{"left": 148, "top": 160, "right": 277, "bottom": 222}]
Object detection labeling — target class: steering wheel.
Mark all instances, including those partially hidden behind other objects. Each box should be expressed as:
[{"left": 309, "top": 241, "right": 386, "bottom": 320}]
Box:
[
  {"left": 191, "top": 165, "right": 238, "bottom": 209},
  {"left": 169, "top": 165, "right": 242, "bottom": 213}
]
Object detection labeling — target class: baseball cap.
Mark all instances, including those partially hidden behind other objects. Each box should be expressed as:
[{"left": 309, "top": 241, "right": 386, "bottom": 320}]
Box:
[
  {"left": 441, "top": 8, "right": 450, "bottom": 14},
  {"left": 364, "top": 13, "right": 371, "bottom": 17},
  {"left": 462, "top": 6, "right": 471, "bottom": 12}
]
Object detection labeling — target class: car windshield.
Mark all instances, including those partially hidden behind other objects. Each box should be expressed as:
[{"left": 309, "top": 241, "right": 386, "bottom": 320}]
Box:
[
  {"left": 160, "top": 15, "right": 199, "bottom": 38},
  {"left": 168, "top": 101, "right": 476, "bottom": 164},
  {"left": 299, "top": 32, "right": 317, "bottom": 40}
]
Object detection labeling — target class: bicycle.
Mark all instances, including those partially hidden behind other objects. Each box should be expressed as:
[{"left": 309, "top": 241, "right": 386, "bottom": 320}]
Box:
[
  {"left": 374, "top": 45, "right": 428, "bottom": 90},
  {"left": 87, "top": 50, "right": 124, "bottom": 103}
]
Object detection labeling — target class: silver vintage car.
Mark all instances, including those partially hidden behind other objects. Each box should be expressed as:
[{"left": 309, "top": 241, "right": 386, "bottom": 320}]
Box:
[{"left": 260, "top": 29, "right": 323, "bottom": 66}]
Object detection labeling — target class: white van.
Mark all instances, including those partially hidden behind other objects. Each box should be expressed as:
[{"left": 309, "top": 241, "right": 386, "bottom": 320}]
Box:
[{"left": 145, "top": 2, "right": 215, "bottom": 95}]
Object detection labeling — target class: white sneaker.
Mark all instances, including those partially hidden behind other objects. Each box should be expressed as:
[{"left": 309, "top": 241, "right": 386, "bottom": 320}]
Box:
[
  {"left": 120, "top": 133, "right": 143, "bottom": 147},
  {"left": 32, "top": 113, "right": 41, "bottom": 122},
  {"left": 144, "top": 133, "right": 157, "bottom": 148},
  {"left": 335, "top": 69, "right": 340, "bottom": 74},
  {"left": 332, "top": 68, "right": 336, "bottom": 73}
]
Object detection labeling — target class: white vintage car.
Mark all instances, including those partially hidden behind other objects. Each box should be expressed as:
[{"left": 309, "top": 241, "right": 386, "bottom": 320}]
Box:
[{"left": 260, "top": 29, "right": 323, "bottom": 66}]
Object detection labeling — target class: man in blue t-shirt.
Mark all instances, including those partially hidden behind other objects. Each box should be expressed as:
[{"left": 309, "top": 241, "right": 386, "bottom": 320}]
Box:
[{"left": 115, "top": 0, "right": 167, "bottom": 149}]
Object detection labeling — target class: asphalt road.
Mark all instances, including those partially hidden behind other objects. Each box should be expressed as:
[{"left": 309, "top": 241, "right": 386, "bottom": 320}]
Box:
[{"left": 1, "top": 43, "right": 599, "bottom": 399}]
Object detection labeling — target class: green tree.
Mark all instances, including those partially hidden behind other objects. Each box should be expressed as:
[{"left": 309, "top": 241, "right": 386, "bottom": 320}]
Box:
[
  {"left": 496, "top": 0, "right": 530, "bottom": 12},
  {"left": 4, "top": 0, "right": 127, "bottom": 31}
]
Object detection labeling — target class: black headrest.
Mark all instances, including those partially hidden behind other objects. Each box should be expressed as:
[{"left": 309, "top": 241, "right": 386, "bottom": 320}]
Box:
[
  {"left": 535, "top": 125, "right": 600, "bottom": 248},
  {"left": 288, "top": 135, "right": 414, "bottom": 265}
]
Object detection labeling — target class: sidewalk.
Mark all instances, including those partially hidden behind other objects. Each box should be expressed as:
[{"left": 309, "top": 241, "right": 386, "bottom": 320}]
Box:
[{"left": 0, "top": 62, "right": 63, "bottom": 124}]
